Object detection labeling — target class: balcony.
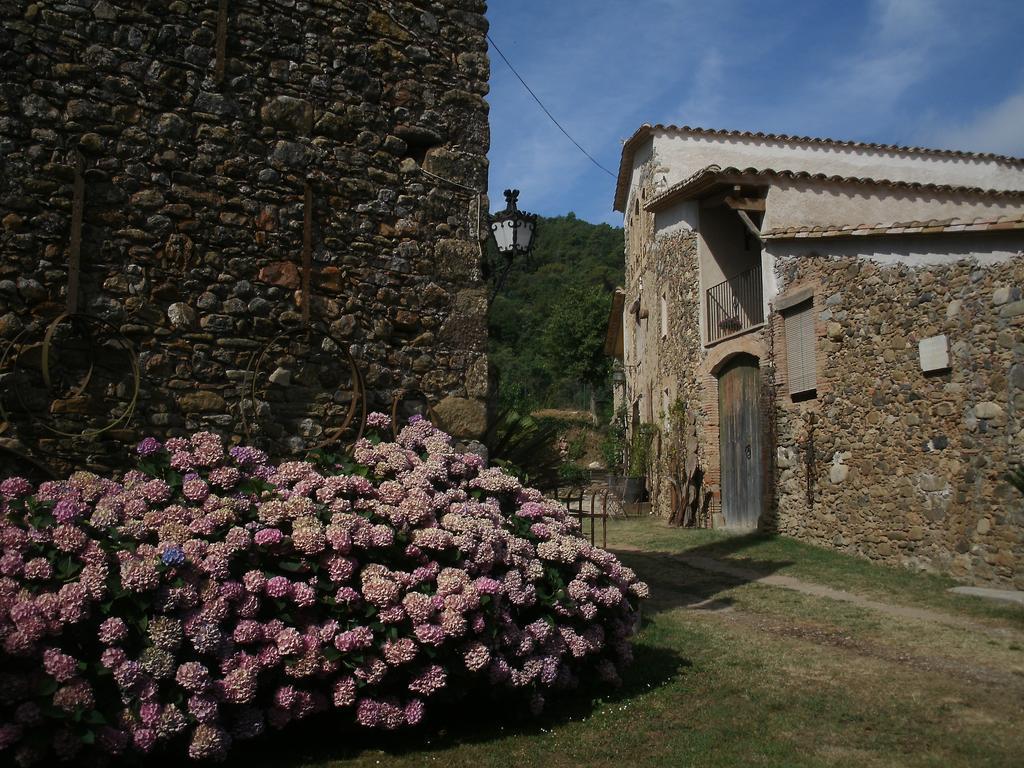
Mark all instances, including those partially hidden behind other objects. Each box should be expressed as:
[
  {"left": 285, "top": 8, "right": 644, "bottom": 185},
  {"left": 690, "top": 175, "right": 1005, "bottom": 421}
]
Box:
[{"left": 706, "top": 266, "right": 764, "bottom": 344}]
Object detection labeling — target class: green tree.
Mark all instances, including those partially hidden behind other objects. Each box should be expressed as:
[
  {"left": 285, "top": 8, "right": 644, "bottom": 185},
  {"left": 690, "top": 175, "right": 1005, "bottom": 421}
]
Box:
[
  {"left": 487, "top": 213, "right": 624, "bottom": 411},
  {"left": 540, "top": 285, "right": 612, "bottom": 419}
]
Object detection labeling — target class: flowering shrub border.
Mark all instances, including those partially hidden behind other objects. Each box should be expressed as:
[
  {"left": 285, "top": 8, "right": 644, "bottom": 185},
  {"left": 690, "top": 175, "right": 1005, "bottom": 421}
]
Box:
[{"left": 0, "top": 415, "right": 647, "bottom": 763}]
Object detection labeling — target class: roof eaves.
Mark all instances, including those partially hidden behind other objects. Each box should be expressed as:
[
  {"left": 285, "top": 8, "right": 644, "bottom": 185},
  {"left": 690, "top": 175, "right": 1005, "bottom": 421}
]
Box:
[
  {"left": 614, "top": 122, "right": 1024, "bottom": 214},
  {"left": 762, "top": 213, "right": 1024, "bottom": 241},
  {"left": 613, "top": 125, "right": 656, "bottom": 213},
  {"left": 604, "top": 289, "right": 626, "bottom": 357},
  {"left": 644, "top": 166, "right": 1024, "bottom": 213}
]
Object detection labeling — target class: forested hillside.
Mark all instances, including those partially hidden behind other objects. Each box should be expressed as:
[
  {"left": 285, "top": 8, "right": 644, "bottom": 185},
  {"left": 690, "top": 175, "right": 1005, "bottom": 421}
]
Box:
[{"left": 488, "top": 213, "right": 625, "bottom": 413}]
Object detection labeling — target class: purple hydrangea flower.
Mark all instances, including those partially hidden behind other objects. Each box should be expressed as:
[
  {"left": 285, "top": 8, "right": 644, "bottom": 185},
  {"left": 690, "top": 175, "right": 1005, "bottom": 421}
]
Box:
[
  {"left": 136, "top": 437, "right": 163, "bottom": 457},
  {"left": 365, "top": 412, "right": 391, "bottom": 429},
  {"left": 0, "top": 477, "right": 32, "bottom": 499}
]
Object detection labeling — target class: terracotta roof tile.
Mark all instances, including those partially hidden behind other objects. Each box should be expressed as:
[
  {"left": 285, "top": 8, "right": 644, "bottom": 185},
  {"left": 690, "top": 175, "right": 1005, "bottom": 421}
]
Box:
[
  {"left": 761, "top": 212, "right": 1024, "bottom": 241},
  {"left": 614, "top": 123, "right": 1024, "bottom": 211},
  {"left": 644, "top": 165, "right": 1024, "bottom": 212}
]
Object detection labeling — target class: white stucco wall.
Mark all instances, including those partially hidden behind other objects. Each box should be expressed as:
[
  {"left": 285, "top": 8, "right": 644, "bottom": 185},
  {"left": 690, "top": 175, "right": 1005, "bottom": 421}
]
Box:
[
  {"left": 647, "top": 131, "right": 1024, "bottom": 192},
  {"left": 762, "top": 182, "right": 1024, "bottom": 232},
  {"left": 624, "top": 141, "right": 655, "bottom": 215},
  {"left": 764, "top": 231, "right": 1024, "bottom": 270},
  {"left": 653, "top": 199, "right": 698, "bottom": 237}
]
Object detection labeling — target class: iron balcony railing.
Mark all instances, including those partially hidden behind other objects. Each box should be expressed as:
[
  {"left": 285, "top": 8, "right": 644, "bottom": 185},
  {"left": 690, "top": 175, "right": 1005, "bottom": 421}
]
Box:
[{"left": 706, "top": 266, "right": 764, "bottom": 344}]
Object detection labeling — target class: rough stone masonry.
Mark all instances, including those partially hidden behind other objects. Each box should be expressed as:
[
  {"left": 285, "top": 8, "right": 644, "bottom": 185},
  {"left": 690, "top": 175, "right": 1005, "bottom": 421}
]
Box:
[{"left": 0, "top": 0, "right": 492, "bottom": 475}]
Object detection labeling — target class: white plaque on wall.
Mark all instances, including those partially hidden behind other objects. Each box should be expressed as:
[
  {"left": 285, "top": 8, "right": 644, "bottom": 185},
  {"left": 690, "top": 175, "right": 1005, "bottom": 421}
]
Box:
[{"left": 919, "top": 335, "right": 950, "bottom": 372}]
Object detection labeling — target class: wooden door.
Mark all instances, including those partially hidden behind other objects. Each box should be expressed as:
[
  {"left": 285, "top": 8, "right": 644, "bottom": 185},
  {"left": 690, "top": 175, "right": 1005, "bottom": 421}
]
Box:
[{"left": 717, "top": 354, "right": 763, "bottom": 528}]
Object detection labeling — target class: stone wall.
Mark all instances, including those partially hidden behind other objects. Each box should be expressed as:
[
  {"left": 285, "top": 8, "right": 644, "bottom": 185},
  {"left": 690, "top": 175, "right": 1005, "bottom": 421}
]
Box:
[
  {"left": 771, "top": 254, "right": 1024, "bottom": 588},
  {"left": 623, "top": 228, "right": 703, "bottom": 514},
  {"left": 621, "top": 164, "right": 712, "bottom": 518},
  {"left": 0, "top": 0, "right": 491, "bottom": 475}
]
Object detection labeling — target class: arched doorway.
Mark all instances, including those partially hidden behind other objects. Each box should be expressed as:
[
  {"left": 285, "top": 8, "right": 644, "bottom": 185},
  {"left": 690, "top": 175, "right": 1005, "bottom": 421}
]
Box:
[{"left": 717, "top": 353, "right": 764, "bottom": 528}]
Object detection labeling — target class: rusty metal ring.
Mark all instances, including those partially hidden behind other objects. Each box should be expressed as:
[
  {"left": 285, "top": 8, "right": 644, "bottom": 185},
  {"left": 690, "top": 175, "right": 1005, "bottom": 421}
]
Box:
[
  {"left": 42, "top": 311, "right": 96, "bottom": 396},
  {"left": 0, "top": 440, "right": 58, "bottom": 480},
  {"left": 1, "top": 313, "right": 140, "bottom": 438},
  {"left": 389, "top": 388, "right": 437, "bottom": 439},
  {"left": 242, "top": 326, "right": 366, "bottom": 455},
  {"left": 0, "top": 326, "right": 34, "bottom": 430}
]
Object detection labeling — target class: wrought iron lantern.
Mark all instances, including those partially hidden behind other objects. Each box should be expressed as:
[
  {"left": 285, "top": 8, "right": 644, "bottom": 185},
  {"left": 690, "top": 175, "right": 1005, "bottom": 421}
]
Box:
[
  {"left": 490, "top": 188, "right": 537, "bottom": 256},
  {"left": 487, "top": 189, "right": 537, "bottom": 305}
]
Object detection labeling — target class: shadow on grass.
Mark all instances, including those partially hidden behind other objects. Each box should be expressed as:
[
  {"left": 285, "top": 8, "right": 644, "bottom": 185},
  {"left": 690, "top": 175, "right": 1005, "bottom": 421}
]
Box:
[
  {"left": 186, "top": 642, "right": 689, "bottom": 768},
  {"left": 679, "top": 530, "right": 781, "bottom": 561},
  {"left": 612, "top": 531, "right": 794, "bottom": 618},
  {"left": 222, "top": 644, "right": 688, "bottom": 767}
]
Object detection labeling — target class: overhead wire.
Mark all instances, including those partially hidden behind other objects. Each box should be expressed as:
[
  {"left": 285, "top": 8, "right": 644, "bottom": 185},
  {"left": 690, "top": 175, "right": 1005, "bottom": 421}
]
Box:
[{"left": 486, "top": 32, "right": 617, "bottom": 178}]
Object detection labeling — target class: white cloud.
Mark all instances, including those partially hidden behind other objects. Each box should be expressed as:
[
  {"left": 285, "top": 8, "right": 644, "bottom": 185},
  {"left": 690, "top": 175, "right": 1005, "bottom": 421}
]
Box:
[
  {"left": 874, "top": 0, "right": 940, "bottom": 40},
  {"left": 785, "top": 0, "right": 949, "bottom": 136},
  {"left": 927, "top": 87, "right": 1024, "bottom": 155},
  {"left": 672, "top": 48, "right": 725, "bottom": 127}
]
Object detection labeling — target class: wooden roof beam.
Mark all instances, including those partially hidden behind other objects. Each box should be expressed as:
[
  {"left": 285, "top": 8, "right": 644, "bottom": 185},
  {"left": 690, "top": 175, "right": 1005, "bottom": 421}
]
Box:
[
  {"left": 735, "top": 209, "right": 764, "bottom": 242},
  {"left": 724, "top": 195, "right": 766, "bottom": 212},
  {"left": 699, "top": 185, "right": 742, "bottom": 209}
]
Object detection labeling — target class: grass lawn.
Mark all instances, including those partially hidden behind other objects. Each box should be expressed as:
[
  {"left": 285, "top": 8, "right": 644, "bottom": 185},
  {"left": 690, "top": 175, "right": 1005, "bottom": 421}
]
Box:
[
  {"left": 609, "top": 517, "right": 1024, "bottom": 626},
  {"left": 217, "top": 516, "right": 1024, "bottom": 768}
]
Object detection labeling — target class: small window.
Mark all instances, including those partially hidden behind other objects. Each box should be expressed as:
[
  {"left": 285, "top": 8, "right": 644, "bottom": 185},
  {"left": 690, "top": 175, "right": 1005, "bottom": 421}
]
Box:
[
  {"left": 660, "top": 292, "right": 668, "bottom": 338},
  {"left": 783, "top": 299, "right": 817, "bottom": 398}
]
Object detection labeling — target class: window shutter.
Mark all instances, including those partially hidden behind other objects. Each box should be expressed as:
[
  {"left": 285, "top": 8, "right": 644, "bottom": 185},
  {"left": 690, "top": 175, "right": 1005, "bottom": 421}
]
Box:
[{"left": 784, "top": 300, "right": 816, "bottom": 396}]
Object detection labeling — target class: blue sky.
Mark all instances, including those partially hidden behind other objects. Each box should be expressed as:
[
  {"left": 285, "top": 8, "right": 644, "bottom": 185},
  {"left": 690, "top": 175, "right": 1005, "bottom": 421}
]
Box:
[{"left": 485, "top": 0, "right": 1024, "bottom": 226}]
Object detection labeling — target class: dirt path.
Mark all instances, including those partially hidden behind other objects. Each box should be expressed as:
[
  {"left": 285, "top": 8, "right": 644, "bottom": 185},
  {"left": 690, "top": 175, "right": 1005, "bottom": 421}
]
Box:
[
  {"left": 615, "top": 544, "right": 1024, "bottom": 691},
  {"left": 675, "top": 553, "right": 1011, "bottom": 632},
  {"left": 615, "top": 543, "right": 1022, "bottom": 636}
]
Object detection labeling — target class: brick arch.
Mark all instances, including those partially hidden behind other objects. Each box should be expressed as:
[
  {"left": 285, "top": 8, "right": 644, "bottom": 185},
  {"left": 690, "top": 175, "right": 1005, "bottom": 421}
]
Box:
[
  {"left": 703, "top": 336, "right": 767, "bottom": 377},
  {"left": 692, "top": 335, "right": 772, "bottom": 528}
]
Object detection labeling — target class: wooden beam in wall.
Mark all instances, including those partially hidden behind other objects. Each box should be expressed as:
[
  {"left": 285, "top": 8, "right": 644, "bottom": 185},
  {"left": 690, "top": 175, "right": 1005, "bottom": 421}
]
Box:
[
  {"left": 215, "top": 0, "right": 229, "bottom": 83},
  {"left": 67, "top": 155, "right": 85, "bottom": 313},
  {"left": 302, "top": 182, "right": 313, "bottom": 326}
]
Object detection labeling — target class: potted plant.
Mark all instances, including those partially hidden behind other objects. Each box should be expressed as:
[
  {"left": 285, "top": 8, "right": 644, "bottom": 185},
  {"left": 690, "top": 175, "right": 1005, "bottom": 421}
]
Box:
[
  {"left": 718, "top": 315, "right": 742, "bottom": 333},
  {"left": 600, "top": 406, "right": 627, "bottom": 486},
  {"left": 624, "top": 423, "right": 656, "bottom": 503}
]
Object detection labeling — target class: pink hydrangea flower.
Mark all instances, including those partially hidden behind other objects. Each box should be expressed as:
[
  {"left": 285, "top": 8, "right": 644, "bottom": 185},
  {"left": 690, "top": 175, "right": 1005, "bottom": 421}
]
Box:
[
  {"left": 265, "top": 576, "right": 292, "bottom": 599},
  {"left": 0, "top": 423, "right": 646, "bottom": 763},
  {"left": 0, "top": 477, "right": 32, "bottom": 498},
  {"left": 254, "top": 527, "right": 282, "bottom": 546}
]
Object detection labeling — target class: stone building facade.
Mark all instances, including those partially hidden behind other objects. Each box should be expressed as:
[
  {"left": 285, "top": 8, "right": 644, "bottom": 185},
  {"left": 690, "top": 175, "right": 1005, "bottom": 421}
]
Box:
[
  {"left": 0, "top": 0, "right": 492, "bottom": 475},
  {"left": 612, "top": 124, "right": 1024, "bottom": 587}
]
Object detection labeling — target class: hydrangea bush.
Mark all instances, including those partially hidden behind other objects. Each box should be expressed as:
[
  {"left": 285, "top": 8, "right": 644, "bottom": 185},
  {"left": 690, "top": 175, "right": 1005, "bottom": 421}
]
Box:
[{"left": 0, "top": 415, "right": 647, "bottom": 764}]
